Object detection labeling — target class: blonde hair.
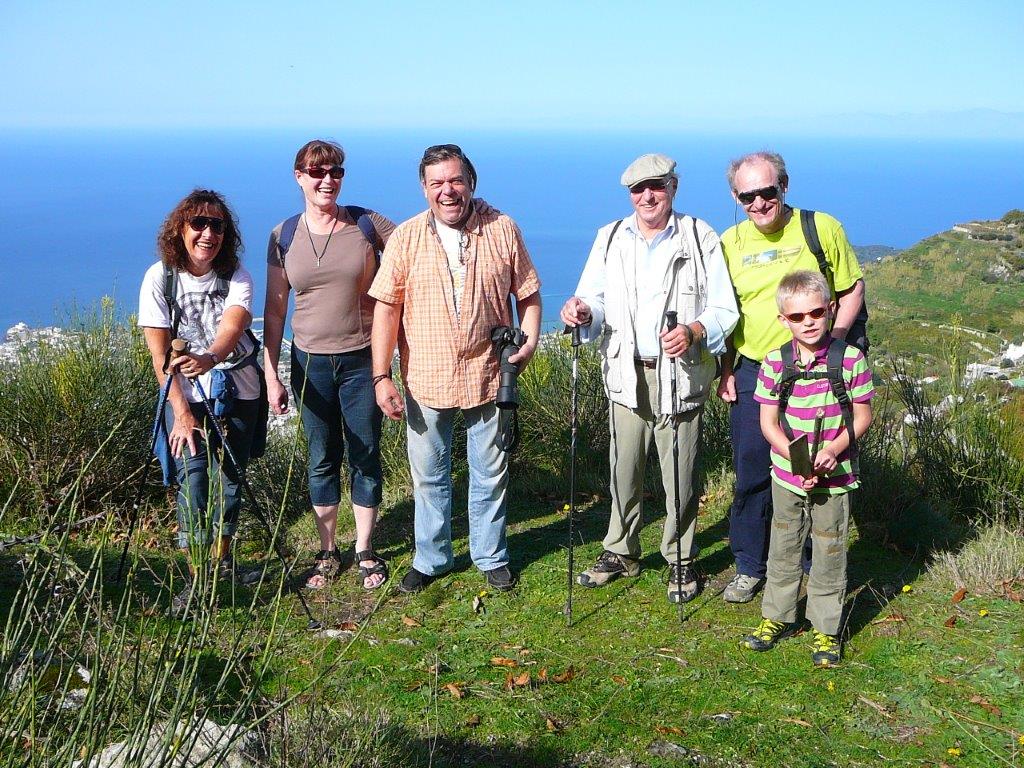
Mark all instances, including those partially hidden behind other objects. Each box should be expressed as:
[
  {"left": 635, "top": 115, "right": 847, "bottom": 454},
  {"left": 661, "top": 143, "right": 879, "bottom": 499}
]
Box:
[{"left": 776, "top": 270, "right": 830, "bottom": 312}]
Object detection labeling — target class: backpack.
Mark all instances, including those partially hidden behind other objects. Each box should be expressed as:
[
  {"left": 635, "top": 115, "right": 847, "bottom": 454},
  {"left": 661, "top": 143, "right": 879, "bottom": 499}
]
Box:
[
  {"left": 604, "top": 214, "right": 705, "bottom": 268},
  {"left": 770, "top": 336, "right": 860, "bottom": 475},
  {"left": 799, "top": 209, "right": 870, "bottom": 354},
  {"left": 277, "top": 205, "right": 384, "bottom": 264}
]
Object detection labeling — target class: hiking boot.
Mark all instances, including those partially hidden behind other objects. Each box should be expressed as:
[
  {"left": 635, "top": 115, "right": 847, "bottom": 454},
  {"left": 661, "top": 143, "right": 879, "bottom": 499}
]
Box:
[
  {"left": 742, "top": 617, "right": 789, "bottom": 651},
  {"left": 810, "top": 630, "right": 841, "bottom": 667},
  {"left": 484, "top": 565, "right": 516, "bottom": 592},
  {"left": 577, "top": 550, "right": 640, "bottom": 588},
  {"left": 667, "top": 563, "right": 700, "bottom": 604},
  {"left": 397, "top": 568, "right": 443, "bottom": 594},
  {"left": 723, "top": 573, "right": 765, "bottom": 603},
  {"left": 170, "top": 578, "right": 196, "bottom": 620}
]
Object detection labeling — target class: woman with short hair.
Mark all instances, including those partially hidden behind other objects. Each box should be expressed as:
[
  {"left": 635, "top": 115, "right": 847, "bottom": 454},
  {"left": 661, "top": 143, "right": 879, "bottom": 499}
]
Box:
[{"left": 263, "top": 139, "right": 395, "bottom": 590}]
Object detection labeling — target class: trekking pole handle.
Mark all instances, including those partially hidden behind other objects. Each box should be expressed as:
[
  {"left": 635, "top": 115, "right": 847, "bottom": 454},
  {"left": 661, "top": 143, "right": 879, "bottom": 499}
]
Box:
[
  {"left": 571, "top": 325, "right": 581, "bottom": 347},
  {"left": 665, "top": 311, "right": 678, "bottom": 331},
  {"left": 171, "top": 338, "right": 189, "bottom": 355}
]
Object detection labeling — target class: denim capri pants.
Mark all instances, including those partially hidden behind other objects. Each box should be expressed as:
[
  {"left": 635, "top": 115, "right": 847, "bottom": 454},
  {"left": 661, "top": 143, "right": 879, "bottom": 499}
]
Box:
[{"left": 290, "top": 344, "right": 383, "bottom": 508}]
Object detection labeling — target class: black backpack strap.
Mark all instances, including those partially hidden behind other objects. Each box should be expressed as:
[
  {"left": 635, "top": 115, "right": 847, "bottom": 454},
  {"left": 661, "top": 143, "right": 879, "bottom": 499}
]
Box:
[
  {"left": 344, "top": 205, "right": 384, "bottom": 260},
  {"left": 771, "top": 342, "right": 802, "bottom": 442},
  {"left": 162, "top": 265, "right": 182, "bottom": 340},
  {"left": 603, "top": 219, "right": 623, "bottom": 263},
  {"left": 799, "top": 208, "right": 832, "bottom": 284},
  {"left": 825, "top": 338, "right": 859, "bottom": 474},
  {"left": 690, "top": 215, "right": 705, "bottom": 269},
  {"left": 276, "top": 214, "right": 302, "bottom": 263}
]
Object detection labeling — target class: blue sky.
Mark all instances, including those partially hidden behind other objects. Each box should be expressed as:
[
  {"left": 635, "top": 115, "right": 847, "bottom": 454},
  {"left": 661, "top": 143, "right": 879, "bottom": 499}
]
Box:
[{"left": 3, "top": 0, "right": 1023, "bottom": 136}]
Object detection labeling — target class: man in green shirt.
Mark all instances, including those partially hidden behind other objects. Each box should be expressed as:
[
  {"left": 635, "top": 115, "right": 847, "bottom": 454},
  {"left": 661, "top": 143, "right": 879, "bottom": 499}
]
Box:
[{"left": 717, "top": 151, "right": 865, "bottom": 603}]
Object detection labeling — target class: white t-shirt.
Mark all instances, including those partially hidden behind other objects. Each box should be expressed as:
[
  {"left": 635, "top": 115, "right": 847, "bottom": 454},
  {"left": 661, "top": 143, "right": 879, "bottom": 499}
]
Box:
[
  {"left": 138, "top": 262, "right": 260, "bottom": 402},
  {"left": 434, "top": 219, "right": 466, "bottom": 318}
]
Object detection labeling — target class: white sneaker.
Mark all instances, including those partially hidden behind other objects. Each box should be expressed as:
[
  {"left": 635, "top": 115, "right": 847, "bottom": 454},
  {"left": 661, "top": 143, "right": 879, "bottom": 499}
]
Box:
[{"left": 723, "top": 573, "right": 765, "bottom": 603}]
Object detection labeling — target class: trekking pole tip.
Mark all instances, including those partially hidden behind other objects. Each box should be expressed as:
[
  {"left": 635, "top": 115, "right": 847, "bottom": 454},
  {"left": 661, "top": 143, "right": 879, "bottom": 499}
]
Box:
[{"left": 307, "top": 619, "right": 323, "bottom": 631}]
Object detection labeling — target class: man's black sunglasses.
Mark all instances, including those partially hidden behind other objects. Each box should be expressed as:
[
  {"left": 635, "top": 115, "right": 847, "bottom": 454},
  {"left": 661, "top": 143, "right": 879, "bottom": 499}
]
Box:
[{"left": 737, "top": 185, "right": 780, "bottom": 205}]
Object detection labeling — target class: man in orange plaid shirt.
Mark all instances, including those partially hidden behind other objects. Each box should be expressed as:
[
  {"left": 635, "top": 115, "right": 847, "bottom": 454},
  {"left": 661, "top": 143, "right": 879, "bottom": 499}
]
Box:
[{"left": 370, "top": 144, "right": 542, "bottom": 593}]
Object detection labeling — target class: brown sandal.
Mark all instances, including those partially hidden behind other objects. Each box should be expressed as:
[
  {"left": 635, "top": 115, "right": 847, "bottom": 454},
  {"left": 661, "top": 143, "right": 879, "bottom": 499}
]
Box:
[
  {"left": 356, "top": 549, "right": 389, "bottom": 590},
  {"left": 305, "top": 549, "right": 342, "bottom": 590}
]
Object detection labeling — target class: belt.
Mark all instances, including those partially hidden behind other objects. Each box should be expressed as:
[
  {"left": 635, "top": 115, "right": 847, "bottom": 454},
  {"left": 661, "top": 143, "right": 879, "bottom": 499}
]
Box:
[{"left": 634, "top": 357, "right": 657, "bottom": 369}]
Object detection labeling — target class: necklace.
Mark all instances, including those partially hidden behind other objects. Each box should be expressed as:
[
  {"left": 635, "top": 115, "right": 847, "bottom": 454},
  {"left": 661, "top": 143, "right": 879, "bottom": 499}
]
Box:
[{"left": 304, "top": 205, "right": 340, "bottom": 267}]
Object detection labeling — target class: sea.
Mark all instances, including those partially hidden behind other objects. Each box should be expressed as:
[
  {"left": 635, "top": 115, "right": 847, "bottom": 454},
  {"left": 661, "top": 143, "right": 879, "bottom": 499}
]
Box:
[{"left": 1, "top": 129, "right": 1021, "bottom": 333}]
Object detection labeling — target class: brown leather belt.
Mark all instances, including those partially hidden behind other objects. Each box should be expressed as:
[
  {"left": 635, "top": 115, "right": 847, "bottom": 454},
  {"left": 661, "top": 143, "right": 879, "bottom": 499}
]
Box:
[{"left": 634, "top": 357, "right": 657, "bottom": 369}]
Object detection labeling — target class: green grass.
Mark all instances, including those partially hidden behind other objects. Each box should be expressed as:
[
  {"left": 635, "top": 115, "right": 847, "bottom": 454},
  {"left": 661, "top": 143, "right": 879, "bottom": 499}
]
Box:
[{"left": 240, "top": 488, "right": 1024, "bottom": 768}]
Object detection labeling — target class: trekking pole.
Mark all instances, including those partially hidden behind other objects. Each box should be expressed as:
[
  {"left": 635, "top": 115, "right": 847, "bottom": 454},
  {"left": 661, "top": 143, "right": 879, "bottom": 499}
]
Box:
[
  {"left": 188, "top": 374, "right": 322, "bottom": 631},
  {"left": 665, "top": 311, "right": 684, "bottom": 623},
  {"left": 806, "top": 407, "right": 826, "bottom": 517},
  {"left": 563, "top": 324, "right": 582, "bottom": 626},
  {"left": 116, "top": 338, "right": 185, "bottom": 581}
]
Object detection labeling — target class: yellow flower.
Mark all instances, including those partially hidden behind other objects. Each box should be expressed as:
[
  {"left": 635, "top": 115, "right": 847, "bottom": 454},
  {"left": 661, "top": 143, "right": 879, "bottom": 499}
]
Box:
[
  {"left": 478, "top": 590, "right": 488, "bottom": 598},
  {"left": 947, "top": 747, "right": 962, "bottom": 757},
  {"left": 1017, "top": 734, "right": 1024, "bottom": 746},
  {"left": 978, "top": 608, "right": 989, "bottom": 617},
  {"left": 562, "top": 503, "right": 570, "bottom": 511},
  {"left": 826, "top": 680, "right": 835, "bottom": 692},
  {"left": 901, "top": 584, "right": 913, "bottom": 593}
]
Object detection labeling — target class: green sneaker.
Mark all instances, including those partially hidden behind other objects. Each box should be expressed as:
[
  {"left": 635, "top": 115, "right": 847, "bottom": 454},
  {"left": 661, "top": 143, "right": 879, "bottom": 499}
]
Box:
[
  {"left": 742, "top": 618, "right": 789, "bottom": 651},
  {"left": 810, "top": 630, "right": 841, "bottom": 667}
]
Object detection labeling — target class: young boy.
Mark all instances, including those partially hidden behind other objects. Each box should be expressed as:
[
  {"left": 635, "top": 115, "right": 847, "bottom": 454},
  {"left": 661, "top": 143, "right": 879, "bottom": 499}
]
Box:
[{"left": 742, "top": 270, "right": 874, "bottom": 666}]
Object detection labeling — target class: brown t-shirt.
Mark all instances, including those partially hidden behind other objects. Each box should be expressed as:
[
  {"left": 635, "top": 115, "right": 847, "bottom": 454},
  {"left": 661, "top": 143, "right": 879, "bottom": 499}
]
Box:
[{"left": 267, "top": 209, "right": 396, "bottom": 354}]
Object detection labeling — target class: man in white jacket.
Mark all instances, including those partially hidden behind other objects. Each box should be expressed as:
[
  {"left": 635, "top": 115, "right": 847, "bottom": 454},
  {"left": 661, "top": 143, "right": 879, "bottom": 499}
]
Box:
[{"left": 560, "top": 154, "right": 738, "bottom": 603}]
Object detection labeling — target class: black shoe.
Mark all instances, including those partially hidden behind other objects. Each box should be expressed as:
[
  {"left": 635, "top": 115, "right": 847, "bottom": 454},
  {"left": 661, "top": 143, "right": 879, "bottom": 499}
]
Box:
[
  {"left": 667, "top": 563, "right": 701, "bottom": 604},
  {"left": 484, "top": 565, "right": 516, "bottom": 592},
  {"left": 397, "top": 568, "right": 442, "bottom": 594}
]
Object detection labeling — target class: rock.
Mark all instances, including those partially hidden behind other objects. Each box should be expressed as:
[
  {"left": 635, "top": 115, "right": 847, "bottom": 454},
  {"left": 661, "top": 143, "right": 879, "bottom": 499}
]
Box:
[
  {"left": 1005, "top": 342, "right": 1024, "bottom": 364},
  {"left": 74, "top": 718, "right": 259, "bottom": 768},
  {"left": 648, "top": 740, "right": 690, "bottom": 759}
]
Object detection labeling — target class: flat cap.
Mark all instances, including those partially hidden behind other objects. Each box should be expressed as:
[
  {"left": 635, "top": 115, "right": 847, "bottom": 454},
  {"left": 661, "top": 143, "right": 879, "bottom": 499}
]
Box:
[{"left": 620, "top": 153, "right": 677, "bottom": 187}]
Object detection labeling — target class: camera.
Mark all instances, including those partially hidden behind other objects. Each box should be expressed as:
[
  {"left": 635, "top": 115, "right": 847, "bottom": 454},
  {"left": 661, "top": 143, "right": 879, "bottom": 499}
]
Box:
[{"left": 491, "top": 326, "right": 527, "bottom": 409}]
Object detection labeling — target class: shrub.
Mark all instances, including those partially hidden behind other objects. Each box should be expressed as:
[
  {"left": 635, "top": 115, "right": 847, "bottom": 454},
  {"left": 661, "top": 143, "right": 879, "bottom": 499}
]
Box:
[{"left": 927, "top": 523, "right": 1024, "bottom": 593}]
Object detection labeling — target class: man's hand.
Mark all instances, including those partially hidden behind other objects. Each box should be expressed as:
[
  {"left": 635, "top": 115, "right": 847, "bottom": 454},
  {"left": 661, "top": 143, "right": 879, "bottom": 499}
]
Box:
[
  {"left": 660, "top": 322, "right": 701, "bottom": 358},
  {"left": 560, "top": 297, "right": 592, "bottom": 328},
  {"left": 717, "top": 370, "right": 737, "bottom": 403},
  {"left": 507, "top": 339, "right": 537, "bottom": 371},
  {"left": 376, "top": 378, "right": 405, "bottom": 421},
  {"left": 266, "top": 376, "right": 289, "bottom": 415}
]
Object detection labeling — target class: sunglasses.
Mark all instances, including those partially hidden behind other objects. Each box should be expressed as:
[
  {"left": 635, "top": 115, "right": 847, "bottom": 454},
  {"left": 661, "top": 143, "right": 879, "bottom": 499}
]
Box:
[
  {"left": 783, "top": 306, "right": 828, "bottom": 323},
  {"left": 188, "top": 216, "right": 225, "bottom": 235},
  {"left": 737, "top": 185, "right": 781, "bottom": 205},
  {"left": 303, "top": 165, "right": 345, "bottom": 180},
  {"left": 629, "top": 179, "right": 669, "bottom": 194}
]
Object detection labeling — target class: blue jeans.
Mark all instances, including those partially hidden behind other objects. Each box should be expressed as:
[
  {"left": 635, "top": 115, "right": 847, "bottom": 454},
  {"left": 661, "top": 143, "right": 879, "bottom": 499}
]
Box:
[
  {"left": 167, "top": 398, "right": 258, "bottom": 549},
  {"left": 405, "top": 395, "right": 509, "bottom": 575},
  {"left": 728, "top": 355, "right": 773, "bottom": 578},
  {"left": 290, "top": 345, "right": 383, "bottom": 508}
]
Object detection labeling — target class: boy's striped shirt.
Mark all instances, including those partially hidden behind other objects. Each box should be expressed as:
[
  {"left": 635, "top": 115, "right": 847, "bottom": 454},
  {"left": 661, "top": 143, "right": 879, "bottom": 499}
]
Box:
[{"left": 754, "top": 337, "right": 874, "bottom": 496}]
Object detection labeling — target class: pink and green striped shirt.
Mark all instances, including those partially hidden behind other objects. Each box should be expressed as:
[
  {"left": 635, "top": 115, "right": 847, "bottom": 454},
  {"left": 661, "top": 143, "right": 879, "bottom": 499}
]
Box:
[{"left": 754, "top": 337, "right": 874, "bottom": 496}]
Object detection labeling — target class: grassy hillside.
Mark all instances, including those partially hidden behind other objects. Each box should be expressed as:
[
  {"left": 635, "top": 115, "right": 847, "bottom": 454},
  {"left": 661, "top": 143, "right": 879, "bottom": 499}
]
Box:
[{"left": 866, "top": 220, "right": 1024, "bottom": 362}]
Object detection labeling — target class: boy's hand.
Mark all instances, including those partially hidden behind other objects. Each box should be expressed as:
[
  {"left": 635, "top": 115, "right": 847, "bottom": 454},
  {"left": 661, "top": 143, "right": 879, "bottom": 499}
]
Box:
[
  {"left": 801, "top": 476, "right": 820, "bottom": 491},
  {"left": 813, "top": 445, "right": 838, "bottom": 475}
]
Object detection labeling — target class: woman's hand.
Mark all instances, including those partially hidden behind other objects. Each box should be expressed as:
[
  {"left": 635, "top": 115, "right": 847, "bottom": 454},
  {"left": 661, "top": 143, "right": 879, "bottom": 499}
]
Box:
[
  {"left": 169, "top": 407, "right": 201, "bottom": 458},
  {"left": 168, "top": 352, "right": 216, "bottom": 379},
  {"left": 267, "top": 376, "right": 289, "bottom": 415}
]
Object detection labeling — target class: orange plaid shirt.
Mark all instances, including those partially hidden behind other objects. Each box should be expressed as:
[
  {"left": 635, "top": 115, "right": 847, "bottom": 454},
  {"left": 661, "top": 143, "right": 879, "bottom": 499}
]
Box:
[{"left": 369, "top": 201, "right": 541, "bottom": 409}]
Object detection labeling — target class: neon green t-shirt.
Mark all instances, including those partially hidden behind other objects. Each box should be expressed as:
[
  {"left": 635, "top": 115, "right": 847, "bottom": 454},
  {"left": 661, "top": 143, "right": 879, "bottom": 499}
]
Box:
[{"left": 721, "top": 208, "right": 862, "bottom": 362}]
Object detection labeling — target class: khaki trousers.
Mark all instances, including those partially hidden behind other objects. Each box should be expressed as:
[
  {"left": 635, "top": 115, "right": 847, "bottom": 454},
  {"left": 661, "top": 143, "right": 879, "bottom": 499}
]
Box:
[
  {"left": 762, "top": 482, "right": 851, "bottom": 635},
  {"left": 603, "top": 364, "right": 702, "bottom": 565}
]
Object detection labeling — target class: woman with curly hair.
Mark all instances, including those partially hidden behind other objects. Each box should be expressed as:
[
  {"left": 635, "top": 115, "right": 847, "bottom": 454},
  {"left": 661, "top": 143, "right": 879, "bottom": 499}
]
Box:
[
  {"left": 263, "top": 139, "right": 396, "bottom": 590},
  {"left": 138, "top": 188, "right": 261, "bottom": 617}
]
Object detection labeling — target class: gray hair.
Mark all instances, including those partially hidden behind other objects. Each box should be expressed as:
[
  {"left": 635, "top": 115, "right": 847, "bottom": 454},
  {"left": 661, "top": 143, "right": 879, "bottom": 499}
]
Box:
[
  {"left": 776, "top": 270, "right": 830, "bottom": 312},
  {"left": 726, "top": 151, "right": 789, "bottom": 191}
]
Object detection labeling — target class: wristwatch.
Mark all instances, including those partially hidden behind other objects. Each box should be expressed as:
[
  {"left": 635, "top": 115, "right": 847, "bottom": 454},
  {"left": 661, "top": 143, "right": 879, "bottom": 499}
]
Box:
[{"left": 209, "top": 351, "right": 221, "bottom": 364}]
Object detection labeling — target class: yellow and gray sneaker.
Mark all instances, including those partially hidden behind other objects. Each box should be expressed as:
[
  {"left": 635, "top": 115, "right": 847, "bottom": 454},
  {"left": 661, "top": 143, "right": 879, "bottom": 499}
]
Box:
[
  {"left": 578, "top": 550, "right": 640, "bottom": 588},
  {"left": 810, "top": 630, "right": 841, "bottom": 667},
  {"left": 742, "top": 617, "right": 790, "bottom": 651}
]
